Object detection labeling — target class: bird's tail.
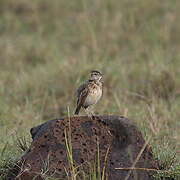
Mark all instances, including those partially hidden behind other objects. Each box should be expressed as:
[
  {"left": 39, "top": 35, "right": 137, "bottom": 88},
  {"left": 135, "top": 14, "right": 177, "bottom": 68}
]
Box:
[{"left": 74, "top": 106, "right": 81, "bottom": 115}]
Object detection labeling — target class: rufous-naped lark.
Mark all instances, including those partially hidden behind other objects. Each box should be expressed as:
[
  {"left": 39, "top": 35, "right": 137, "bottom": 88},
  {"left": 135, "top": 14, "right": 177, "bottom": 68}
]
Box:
[{"left": 74, "top": 70, "right": 103, "bottom": 118}]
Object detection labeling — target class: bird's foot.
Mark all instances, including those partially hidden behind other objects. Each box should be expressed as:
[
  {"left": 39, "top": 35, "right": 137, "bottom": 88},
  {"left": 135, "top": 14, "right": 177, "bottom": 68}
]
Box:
[
  {"left": 87, "top": 112, "right": 94, "bottom": 120},
  {"left": 86, "top": 109, "right": 95, "bottom": 120},
  {"left": 85, "top": 108, "right": 95, "bottom": 120}
]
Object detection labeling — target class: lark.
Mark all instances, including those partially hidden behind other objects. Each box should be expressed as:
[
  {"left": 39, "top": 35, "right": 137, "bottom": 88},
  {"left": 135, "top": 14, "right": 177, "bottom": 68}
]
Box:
[{"left": 74, "top": 70, "right": 103, "bottom": 118}]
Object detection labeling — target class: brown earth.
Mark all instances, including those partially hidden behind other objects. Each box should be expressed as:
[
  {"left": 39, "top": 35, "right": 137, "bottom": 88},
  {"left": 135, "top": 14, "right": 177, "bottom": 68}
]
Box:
[{"left": 16, "top": 116, "right": 158, "bottom": 180}]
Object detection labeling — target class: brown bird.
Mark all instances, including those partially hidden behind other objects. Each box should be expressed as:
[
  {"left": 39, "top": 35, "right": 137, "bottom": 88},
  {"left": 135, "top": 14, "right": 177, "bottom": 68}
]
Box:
[{"left": 74, "top": 70, "right": 103, "bottom": 118}]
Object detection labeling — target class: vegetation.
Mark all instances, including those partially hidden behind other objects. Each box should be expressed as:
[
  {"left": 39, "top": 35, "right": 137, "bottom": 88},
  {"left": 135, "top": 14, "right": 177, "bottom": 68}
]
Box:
[{"left": 0, "top": 0, "right": 180, "bottom": 179}]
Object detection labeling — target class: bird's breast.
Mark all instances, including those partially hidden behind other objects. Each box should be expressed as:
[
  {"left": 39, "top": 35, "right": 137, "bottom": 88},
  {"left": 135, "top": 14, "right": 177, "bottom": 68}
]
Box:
[{"left": 83, "top": 84, "right": 102, "bottom": 107}]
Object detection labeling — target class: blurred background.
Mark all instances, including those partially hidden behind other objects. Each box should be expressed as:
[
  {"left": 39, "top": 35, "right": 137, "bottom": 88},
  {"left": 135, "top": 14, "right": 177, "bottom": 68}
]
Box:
[{"left": 0, "top": 0, "right": 180, "bottom": 177}]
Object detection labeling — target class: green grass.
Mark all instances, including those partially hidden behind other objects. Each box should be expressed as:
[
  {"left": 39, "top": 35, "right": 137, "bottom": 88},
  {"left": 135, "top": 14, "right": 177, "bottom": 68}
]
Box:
[{"left": 0, "top": 0, "right": 180, "bottom": 179}]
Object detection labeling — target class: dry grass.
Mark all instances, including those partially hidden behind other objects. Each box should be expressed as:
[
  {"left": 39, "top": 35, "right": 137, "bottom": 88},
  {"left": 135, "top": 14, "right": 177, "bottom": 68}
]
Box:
[{"left": 0, "top": 0, "right": 180, "bottom": 179}]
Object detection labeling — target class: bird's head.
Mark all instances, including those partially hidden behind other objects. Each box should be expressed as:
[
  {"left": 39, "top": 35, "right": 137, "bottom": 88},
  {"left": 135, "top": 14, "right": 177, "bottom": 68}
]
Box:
[{"left": 90, "top": 70, "right": 103, "bottom": 81}]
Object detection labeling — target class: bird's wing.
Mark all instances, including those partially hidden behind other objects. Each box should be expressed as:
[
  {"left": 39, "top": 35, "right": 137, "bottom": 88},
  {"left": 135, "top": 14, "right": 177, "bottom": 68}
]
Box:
[{"left": 77, "top": 81, "right": 88, "bottom": 107}]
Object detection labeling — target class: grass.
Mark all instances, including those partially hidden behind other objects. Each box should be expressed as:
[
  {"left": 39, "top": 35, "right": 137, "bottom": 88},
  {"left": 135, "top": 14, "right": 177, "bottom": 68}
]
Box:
[{"left": 0, "top": 0, "right": 180, "bottom": 179}]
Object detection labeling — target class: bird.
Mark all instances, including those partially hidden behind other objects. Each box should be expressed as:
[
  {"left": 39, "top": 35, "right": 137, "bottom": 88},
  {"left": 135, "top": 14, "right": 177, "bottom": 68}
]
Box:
[{"left": 74, "top": 70, "right": 103, "bottom": 118}]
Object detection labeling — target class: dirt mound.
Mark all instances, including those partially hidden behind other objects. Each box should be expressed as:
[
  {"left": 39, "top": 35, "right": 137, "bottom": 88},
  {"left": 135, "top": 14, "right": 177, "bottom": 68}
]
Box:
[{"left": 16, "top": 116, "right": 157, "bottom": 180}]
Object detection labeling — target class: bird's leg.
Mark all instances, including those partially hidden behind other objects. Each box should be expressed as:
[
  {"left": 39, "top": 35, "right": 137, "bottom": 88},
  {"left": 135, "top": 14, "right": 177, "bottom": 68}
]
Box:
[
  {"left": 89, "top": 107, "right": 95, "bottom": 119},
  {"left": 84, "top": 107, "right": 91, "bottom": 117},
  {"left": 84, "top": 107, "right": 94, "bottom": 120}
]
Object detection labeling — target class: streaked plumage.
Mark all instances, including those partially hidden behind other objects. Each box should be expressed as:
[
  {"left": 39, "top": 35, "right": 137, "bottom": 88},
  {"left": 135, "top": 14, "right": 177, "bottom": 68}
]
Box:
[{"left": 74, "top": 70, "right": 103, "bottom": 117}]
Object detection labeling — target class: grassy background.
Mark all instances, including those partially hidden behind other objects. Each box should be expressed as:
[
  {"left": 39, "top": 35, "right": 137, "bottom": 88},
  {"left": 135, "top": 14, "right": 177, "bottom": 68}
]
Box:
[{"left": 0, "top": 0, "right": 180, "bottom": 179}]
